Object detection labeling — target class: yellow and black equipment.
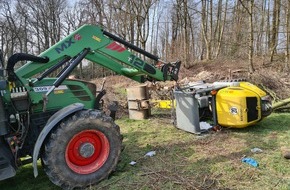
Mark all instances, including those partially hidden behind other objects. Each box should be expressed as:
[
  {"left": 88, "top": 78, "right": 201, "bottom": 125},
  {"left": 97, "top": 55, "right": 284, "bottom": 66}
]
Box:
[
  {"left": 215, "top": 81, "right": 271, "bottom": 128},
  {"left": 156, "top": 80, "right": 272, "bottom": 133}
]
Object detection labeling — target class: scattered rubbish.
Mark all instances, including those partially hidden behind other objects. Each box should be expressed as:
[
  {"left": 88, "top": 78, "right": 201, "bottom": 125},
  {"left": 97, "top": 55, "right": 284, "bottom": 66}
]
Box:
[
  {"left": 241, "top": 157, "right": 259, "bottom": 167},
  {"left": 129, "top": 161, "right": 137, "bottom": 166},
  {"left": 280, "top": 146, "right": 290, "bottom": 159},
  {"left": 129, "top": 151, "right": 156, "bottom": 166},
  {"left": 251, "top": 148, "right": 263, "bottom": 153},
  {"left": 144, "top": 151, "right": 156, "bottom": 157},
  {"left": 199, "top": 122, "right": 212, "bottom": 130}
]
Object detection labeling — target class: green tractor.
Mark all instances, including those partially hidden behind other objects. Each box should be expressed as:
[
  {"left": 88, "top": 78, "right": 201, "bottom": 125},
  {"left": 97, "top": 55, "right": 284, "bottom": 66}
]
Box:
[{"left": 0, "top": 25, "right": 180, "bottom": 189}]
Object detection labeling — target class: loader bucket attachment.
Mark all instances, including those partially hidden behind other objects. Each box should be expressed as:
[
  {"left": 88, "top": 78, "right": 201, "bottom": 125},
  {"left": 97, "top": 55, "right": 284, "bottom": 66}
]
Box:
[
  {"left": 162, "top": 61, "right": 181, "bottom": 81},
  {"left": 171, "top": 61, "right": 181, "bottom": 81}
]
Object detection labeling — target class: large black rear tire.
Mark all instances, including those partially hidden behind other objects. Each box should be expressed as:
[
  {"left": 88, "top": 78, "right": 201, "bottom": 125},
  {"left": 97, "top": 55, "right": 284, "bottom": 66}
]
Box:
[{"left": 42, "top": 110, "right": 122, "bottom": 189}]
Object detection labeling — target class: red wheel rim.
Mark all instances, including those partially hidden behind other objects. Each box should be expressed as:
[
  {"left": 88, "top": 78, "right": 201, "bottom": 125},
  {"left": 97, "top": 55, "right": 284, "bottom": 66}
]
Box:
[{"left": 65, "top": 130, "right": 110, "bottom": 174}]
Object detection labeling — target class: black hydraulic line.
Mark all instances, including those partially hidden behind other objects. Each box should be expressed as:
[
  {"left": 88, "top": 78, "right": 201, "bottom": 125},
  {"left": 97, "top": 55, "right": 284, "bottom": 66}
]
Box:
[
  {"left": 56, "top": 62, "right": 71, "bottom": 77},
  {"left": 7, "top": 53, "right": 49, "bottom": 82},
  {"left": 103, "top": 30, "right": 159, "bottom": 61},
  {"left": 56, "top": 56, "right": 79, "bottom": 78},
  {"left": 0, "top": 97, "right": 8, "bottom": 136},
  {"left": 37, "top": 56, "right": 71, "bottom": 81},
  {"left": 53, "top": 48, "right": 90, "bottom": 87},
  {"left": 7, "top": 53, "right": 49, "bottom": 72}
]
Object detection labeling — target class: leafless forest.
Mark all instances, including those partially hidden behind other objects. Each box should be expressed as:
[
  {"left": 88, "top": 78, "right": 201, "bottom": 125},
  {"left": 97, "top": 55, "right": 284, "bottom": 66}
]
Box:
[{"left": 0, "top": 0, "right": 289, "bottom": 77}]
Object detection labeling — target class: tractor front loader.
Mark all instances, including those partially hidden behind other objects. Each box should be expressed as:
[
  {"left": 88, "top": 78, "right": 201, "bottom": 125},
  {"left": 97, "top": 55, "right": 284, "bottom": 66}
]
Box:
[{"left": 0, "top": 24, "right": 181, "bottom": 189}]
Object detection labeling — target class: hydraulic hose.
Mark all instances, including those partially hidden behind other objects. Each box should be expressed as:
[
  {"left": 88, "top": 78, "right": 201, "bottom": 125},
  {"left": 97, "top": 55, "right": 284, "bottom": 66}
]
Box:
[
  {"left": 37, "top": 56, "right": 71, "bottom": 81},
  {"left": 7, "top": 53, "right": 49, "bottom": 82},
  {"left": 103, "top": 30, "right": 159, "bottom": 61},
  {"left": 7, "top": 53, "right": 49, "bottom": 72}
]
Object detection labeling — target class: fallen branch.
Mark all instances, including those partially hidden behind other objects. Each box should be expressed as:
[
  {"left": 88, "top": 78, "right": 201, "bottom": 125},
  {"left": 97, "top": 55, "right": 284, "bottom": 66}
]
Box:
[
  {"left": 259, "top": 84, "right": 280, "bottom": 102},
  {"left": 139, "top": 171, "right": 162, "bottom": 176},
  {"left": 272, "top": 98, "right": 290, "bottom": 110},
  {"left": 97, "top": 175, "right": 127, "bottom": 189},
  {"left": 273, "top": 106, "right": 290, "bottom": 112}
]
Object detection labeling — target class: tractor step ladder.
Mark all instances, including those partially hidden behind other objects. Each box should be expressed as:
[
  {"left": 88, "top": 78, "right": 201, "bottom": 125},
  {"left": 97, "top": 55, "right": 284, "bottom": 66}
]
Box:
[{"left": 0, "top": 144, "right": 16, "bottom": 180}]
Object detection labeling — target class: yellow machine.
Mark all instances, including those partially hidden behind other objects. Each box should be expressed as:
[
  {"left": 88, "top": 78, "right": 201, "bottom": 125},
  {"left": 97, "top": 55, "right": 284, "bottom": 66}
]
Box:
[
  {"left": 155, "top": 80, "right": 272, "bottom": 130},
  {"left": 153, "top": 100, "right": 173, "bottom": 109},
  {"left": 215, "top": 82, "right": 271, "bottom": 128}
]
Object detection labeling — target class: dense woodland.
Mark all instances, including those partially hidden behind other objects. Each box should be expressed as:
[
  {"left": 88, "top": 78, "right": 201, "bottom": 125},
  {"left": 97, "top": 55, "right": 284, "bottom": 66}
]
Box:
[{"left": 0, "top": 0, "right": 290, "bottom": 78}]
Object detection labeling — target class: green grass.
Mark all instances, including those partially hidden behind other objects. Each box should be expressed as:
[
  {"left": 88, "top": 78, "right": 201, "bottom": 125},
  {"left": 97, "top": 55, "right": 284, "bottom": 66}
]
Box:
[
  {"left": 0, "top": 164, "right": 61, "bottom": 190},
  {"left": 1, "top": 110, "right": 290, "bottom": 189}
]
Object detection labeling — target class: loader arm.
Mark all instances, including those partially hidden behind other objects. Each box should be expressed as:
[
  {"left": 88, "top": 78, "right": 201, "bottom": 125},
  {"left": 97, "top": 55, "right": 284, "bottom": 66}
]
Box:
[
  {"left": 0, "top": 24, "right": 180, "bottom": 188},
  {"left": 13, "top": 24, "right": 180, "bottom": 84}
]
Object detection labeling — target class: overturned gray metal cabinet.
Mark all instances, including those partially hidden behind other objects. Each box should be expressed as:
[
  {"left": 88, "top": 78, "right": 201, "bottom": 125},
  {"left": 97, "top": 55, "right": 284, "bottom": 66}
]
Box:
[{"left": 174, "top": 90, "right": 201, "bottom": 134}]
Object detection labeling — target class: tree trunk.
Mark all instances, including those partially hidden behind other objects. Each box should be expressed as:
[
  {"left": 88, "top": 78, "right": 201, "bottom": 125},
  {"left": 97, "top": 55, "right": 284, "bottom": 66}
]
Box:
[
  {"left": 183, "top": 0, "right": 190, "bottom": 68},
  {"left": 248, "top": 0, "right": 254, "bottom": 73},
  {"left": 215, "top": 0, "right": 228, "bottom": 58},
  {"left": 238, "top": 0, "right": 254, "bottom": 73},
  {"left": 201, "top": 0, "right": 211, "bottom": 60},
  {"left": 256, "top": 0, "right": 266, "bottom": 55},
  {"left": 269, "top": 0, "right": 281, "bottom": 62},
  {"left": 284, "top": 0, "right": 290, "bottom": 71}
]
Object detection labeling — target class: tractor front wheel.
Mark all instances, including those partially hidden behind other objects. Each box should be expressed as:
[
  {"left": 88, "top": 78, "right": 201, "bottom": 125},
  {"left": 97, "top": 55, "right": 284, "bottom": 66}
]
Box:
[{"left": 42, "top": 110, "right": 122, "bottom": 189}]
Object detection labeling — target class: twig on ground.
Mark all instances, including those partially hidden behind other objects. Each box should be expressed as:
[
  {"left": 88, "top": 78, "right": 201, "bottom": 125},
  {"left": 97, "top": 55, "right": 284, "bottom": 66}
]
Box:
[{"left": 97, "top": 175, "right": 127, "bottom": 189}]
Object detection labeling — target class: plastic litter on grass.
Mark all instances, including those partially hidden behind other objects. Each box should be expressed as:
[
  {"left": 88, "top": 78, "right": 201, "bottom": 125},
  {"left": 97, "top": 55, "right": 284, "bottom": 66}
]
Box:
[
  {"left": 129, "top": 161, "right": 137, "bottom": 166},
  {"left": 199, "top": 122, "right": 212, "bottom": 131},
  {"left": 144, "top": 151, "right": 156, "bottom": 157},
  {"left": 241, "top": 157, "right": 259, "bottom": 167},
  {"left": 251, "top": 148, "right": 263, "bottom": 153}
]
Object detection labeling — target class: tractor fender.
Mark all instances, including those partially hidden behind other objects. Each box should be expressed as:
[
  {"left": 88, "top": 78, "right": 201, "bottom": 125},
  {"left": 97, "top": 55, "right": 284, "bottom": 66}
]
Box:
[{"left": 33, "top": 103, "right": 85, "bottom": 177}]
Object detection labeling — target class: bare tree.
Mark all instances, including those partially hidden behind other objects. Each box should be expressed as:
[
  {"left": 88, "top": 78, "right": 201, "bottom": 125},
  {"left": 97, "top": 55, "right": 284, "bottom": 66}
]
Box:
[
  {"left": 247, "top": 0, "right": 254, "bottom": 73},
  {"left": 201, "top": 0, "right": 211, "bottom": 60},
  {"left": 238, "top": 0, "right": 255, "bottom": 73},
  {"left": 2, "top": 0, "right": 290, "bottom": 78},
  {"left": 269, "top": 0, "right": 281, "bottom": 62},
  {"left": 130, "top": 0, "right": 157, "bottom": 51},
  {"left": 214, "top": 0, "right": 228, "bottom": 58},
  {"left": 255, "top": 0, "right": 267, "bottom": 56},
  {"left": 284, "top": 0, "right": 290, "bottom": 71},
  {"left": 18, "top": 0, "right": 67, "bottom": 52}
]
